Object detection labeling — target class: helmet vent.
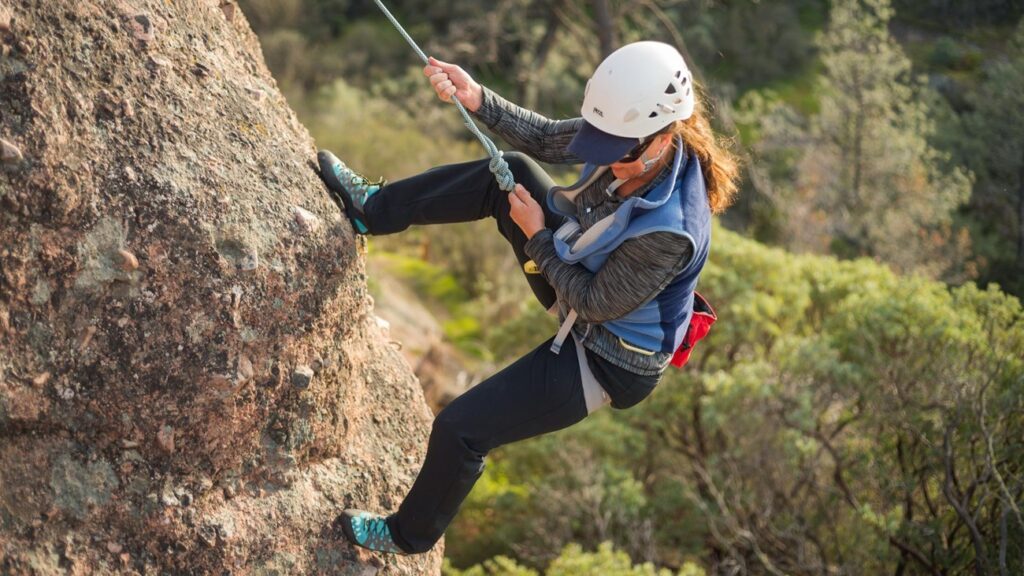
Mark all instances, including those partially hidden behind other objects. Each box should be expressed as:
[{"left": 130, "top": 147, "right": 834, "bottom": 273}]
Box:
[
  {"left": 648, "top": 111, "right": 659, "bottom": 118},
  {"left": 674, "top": 70, "right": 682, "bottom": 78},
  {"left": 681, "top": 76, "right": 688, "bottom": 85},
  {"left": 665, "top": 83, "right": 677, "bottom": 95},
  {"left": 623, "top": 108, "right": 639, "bottom": 122}
]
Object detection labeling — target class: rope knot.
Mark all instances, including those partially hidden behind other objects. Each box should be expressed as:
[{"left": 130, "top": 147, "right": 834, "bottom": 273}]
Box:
[{"left": 488, "top": 152, "right": 516, "bottom": 192}]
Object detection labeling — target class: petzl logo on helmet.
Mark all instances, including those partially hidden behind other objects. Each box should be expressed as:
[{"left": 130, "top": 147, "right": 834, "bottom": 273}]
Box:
[{"left": 592, "top": 107, "right": 604, "bottom": 117}]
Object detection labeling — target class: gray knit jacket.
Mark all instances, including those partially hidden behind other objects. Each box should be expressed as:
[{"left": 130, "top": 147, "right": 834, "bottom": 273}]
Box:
[{"left": 472, "top": 86, "right": 695, "bottom": 375}]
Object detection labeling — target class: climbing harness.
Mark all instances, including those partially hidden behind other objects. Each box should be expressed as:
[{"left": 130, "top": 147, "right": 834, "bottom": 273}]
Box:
[{"left": 372, "top": 0, "right": 516, "bottom": 192}]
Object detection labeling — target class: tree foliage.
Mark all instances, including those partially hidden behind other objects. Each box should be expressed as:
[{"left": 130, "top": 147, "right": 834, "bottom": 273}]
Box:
[
  {"left": 959, "top": 20, "right": 1024, "bottom": 297},
  {"left": 243, "top": 0, "right": 1024, "bottom": 297},
  {"left": 893, "top": 0, "right": 1024, "bottom": 27},
  {"left": 446, "top": 224, "right": 1024, "bottom": 574},
  {"left": 443, "top": 541, "right": 706, "bottom": 576},
  {"left": 741, "top": 0, "right": 974, "bottom": 281}
]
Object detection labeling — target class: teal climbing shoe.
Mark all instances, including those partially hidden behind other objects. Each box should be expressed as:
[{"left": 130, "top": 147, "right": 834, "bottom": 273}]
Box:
[
  {"left": 337, "top": 509, "right": 409, "bottom": 554},
  {"left": 317, "top": 150, "right": 384, "bottom": 235}
]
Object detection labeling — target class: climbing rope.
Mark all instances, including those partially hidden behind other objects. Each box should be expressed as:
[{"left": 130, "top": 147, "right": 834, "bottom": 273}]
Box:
[{"left": 372, "top": 0, "right": 516, "bottom": 192}]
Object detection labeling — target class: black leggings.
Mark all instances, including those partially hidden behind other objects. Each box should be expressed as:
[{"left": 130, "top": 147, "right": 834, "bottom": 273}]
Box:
[
  {"left": 363, "top": 152, "right": 567, "bottom": 310},
  {"left": 363, "top": 153, "right": 640, "bottom": 553}
]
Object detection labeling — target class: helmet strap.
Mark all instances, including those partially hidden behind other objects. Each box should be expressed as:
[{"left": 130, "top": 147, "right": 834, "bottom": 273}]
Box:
[{"left": 605, "top": 135, "right": 672, "bottom": 196}]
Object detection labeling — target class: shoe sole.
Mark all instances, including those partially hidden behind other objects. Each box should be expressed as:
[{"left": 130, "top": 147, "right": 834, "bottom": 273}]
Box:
[
  {"left": 336, "top": 509, "right": 410, "bottom": 555},
  {"left": 337, "top": 509, "right": 360, "bottom": 544}
]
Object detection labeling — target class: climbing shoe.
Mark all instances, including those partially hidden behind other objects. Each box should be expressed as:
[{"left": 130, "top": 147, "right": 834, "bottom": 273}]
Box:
[
  {"left": 317, "top": 149, "right": 384, "bottom": 235},
  {"left": 336, "top": 509, "right": 409, "bottom": 555}
]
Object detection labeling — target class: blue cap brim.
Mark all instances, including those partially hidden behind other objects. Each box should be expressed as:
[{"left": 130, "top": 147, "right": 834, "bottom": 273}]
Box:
[{"left": 567, "top": 120, "right": 642, "bottom": 165}]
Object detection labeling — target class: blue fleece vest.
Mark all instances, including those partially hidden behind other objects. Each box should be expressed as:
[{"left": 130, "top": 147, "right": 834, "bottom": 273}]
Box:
[{"left": 547, "top": 139, "right": 711, "bottom": 353}]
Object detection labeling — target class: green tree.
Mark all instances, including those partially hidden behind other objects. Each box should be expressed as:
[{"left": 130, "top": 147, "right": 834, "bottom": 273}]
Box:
[
  {"left": 893, "top": 0, "right": 1024, "bottom": 27},
  {"left": 443, "top": 541, "right": 705, "bottom": 575},
  {"left": 446, "top": 224, "right": 1024, "bottom": 574},
  {"left": 546, "top": 542, "right": 704, "bottom": 576},
  {"left": 796, "top": 0, "right": 973, "bottom": 279},
  {"left": 641, "top": 225, "right": 1024, "bottom": 574},
  {"left": 443, "top": 554, "right": 539, "bottom": 576},
  {"left": 961, "top": 19, "right": 1024, "bottom": 297}
]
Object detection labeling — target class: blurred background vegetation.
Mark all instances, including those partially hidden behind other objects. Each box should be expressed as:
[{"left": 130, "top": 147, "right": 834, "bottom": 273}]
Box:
[{"left": 238, "top": 0, "right": 1023, "bottom": 573}]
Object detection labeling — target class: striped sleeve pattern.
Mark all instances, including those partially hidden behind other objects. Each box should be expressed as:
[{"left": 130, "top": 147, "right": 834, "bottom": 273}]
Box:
[
  {"left": 471, "top": 86, "right": 585, "bottom": 165},
  {"left": 524, "top": 230, "right": 693, "bottom": 323}
]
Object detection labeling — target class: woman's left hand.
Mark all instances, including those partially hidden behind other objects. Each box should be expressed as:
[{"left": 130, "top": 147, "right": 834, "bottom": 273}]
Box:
[{"left": 509, "top": 184, "right": 546, "bottom": 239}]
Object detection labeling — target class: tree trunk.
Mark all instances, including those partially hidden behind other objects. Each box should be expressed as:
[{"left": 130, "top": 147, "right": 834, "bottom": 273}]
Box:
[
  {"left": 0, "top": 1, "right": 439, "bottom": 573},
  {"left": 592, "top": 0, "right": 617, "bottom": 58},
  {"left": 519, "top": 0, "right": 563, "bottom": 111}
]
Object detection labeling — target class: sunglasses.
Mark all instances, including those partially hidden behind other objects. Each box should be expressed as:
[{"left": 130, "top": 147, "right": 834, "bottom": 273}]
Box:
[
  {"left": 617, "top": 126, "right": 673, "bottom": 163},
  {"left": 618, "top": 138, "right": 655, "bottom": 163}
]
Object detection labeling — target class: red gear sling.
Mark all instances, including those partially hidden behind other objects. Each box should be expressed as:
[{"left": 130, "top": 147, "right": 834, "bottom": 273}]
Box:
[{"left": 669, "top": 291, "right": 717, "bottom": 368}]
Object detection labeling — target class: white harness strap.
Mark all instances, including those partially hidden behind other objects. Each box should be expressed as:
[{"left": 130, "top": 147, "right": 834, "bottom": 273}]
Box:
[
  {"left": 548, "top": 212, "right": 615, "bottom": 356},
  {"left": 605, "top": 178, "right": 628, "bottom": 196},
  {"left": 549, "top": 211, "right": 614, "bottom": 356},
  {"left": 553, "top": 214, "right": 617, "bottom": 260},
  {"left": 572, "top": 332, "right": 611, "bottom": 414},
  {"left": 550, "top": 165, "right": 610, "bottom": 214},
  {"left": 550, "top": 308, "right": 577, "bottom": 354}
]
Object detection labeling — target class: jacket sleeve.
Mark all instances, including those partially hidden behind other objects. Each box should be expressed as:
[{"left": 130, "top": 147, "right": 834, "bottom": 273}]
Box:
[
  {"left": 523, "top": 228, "right": 694, "bottom": 323},
  {"left": 471, "top": 86, "right": 585, "bottom": 165}
]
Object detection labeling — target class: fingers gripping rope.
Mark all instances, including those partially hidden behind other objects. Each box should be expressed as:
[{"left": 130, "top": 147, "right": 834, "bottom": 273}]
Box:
[{"left": 372, "top": 0, "right": 517, "bottom": 192}]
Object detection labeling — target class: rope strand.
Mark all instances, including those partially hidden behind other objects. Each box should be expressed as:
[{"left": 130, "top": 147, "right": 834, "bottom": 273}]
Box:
[{"left": 372, "top": 0, "right": 517, "bottom": 191}]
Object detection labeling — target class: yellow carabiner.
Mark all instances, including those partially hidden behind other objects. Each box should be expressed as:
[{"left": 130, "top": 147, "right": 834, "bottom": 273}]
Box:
[{"left": 523, "top": 260, "right": 540, "bottom": 275}]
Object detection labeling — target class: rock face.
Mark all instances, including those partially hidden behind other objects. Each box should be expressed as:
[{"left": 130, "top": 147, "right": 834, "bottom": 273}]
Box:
[{"left": 0, "top": 1, "right": 439, "bottom": 573}]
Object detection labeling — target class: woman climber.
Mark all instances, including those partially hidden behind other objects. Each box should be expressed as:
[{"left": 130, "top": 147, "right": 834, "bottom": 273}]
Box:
[{"left": 319, "top": 41, "right": 739, "bottom": 555}]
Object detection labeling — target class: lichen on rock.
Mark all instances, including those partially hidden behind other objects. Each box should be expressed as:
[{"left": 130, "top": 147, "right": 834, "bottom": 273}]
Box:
[
  {"left": 49, "top": 452, "right": 118, "bottom": 521},
  {"left": 72, "top": 217, "right": 142, "bottom": 296}
]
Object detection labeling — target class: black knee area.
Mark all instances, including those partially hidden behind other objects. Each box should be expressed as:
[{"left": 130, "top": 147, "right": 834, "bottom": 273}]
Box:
[
  {"left": 502, "top": 152, "right": 547, "bottom": 195},
  {"left": 432, "top": 408, "right": 488, "bottom": 458},
  {"left": 490, "top": 151, "right": 555, "bottom": 224},
  {"left": 430, "top": 412, "right": 461, "bottom": 445},
  {"left": 503, "top": 151, "right": 532, "bottom": 180}
]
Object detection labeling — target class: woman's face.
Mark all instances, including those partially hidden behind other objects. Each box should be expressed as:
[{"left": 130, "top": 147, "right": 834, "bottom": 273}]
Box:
[{"left": 609, "top": 133, "right": 673, "bottom": 179}]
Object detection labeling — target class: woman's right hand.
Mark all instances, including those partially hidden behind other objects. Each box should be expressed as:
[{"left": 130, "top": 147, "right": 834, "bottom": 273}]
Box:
[{"left": 423, "top": 56, "right": 483, "bottom": 113}]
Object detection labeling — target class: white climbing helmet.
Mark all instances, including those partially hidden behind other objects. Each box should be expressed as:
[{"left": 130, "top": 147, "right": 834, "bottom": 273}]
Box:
[
  {"left": 585, "top": 41, "right": 695, "bottom": 136},
  {"left": 568, "top": 41, "right": 695, "bottom": 164}
]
